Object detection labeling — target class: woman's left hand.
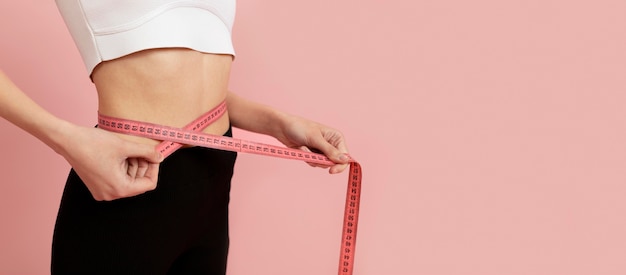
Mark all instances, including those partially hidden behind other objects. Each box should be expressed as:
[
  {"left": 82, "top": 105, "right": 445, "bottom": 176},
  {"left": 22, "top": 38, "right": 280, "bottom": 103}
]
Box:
[{"left": 274, "top": 114, "right": 351, "bottom": 174}]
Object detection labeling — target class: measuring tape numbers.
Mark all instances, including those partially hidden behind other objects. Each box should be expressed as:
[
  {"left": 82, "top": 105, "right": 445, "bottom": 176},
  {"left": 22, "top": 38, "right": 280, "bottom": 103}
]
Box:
[{"left": 97, "top": 101, "right": 362, "bottom": 275}]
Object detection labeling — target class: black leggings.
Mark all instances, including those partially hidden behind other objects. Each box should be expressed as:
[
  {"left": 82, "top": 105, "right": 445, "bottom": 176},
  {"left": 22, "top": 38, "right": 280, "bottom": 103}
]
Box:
[{"left": 51, "top": 128, "right": 237, "bottom": 275}]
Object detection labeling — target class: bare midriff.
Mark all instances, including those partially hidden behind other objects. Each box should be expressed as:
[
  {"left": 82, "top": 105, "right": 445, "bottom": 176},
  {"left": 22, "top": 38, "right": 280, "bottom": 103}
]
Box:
[{"left": 92, "top": 48, "right": 232, "bottom": 147}]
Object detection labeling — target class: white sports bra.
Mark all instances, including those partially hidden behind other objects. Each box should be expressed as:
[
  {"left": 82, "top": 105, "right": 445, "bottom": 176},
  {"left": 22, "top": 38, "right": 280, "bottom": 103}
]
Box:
[{"left": 55, "top": 0, "right": 236, "bottom": 75}]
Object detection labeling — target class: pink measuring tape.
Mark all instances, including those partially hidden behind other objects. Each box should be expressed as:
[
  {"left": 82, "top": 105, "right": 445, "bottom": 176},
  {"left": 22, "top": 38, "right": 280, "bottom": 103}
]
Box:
[{"left": 97, "top": 101, "right": 362, "bottom": 275}]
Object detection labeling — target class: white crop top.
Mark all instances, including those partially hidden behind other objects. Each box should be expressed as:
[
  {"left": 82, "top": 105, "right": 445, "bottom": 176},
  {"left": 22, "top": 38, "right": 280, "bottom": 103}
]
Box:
[{"left": 55, "top": 0, "right": 236, "bottom": 75}]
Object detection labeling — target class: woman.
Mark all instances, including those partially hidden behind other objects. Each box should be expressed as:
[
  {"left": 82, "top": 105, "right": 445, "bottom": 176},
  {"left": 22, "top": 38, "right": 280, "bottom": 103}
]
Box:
[{"left": 0, "top": 0, "right": 350, "bottom": 274}]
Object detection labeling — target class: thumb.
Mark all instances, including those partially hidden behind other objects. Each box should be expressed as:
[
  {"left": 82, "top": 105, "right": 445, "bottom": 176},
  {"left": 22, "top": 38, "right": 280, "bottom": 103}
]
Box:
[
  {"left": 309, "top": 135, "right": 350, "bottom": 164},
  {"left": 123, "top": 141, "right": 164, "bottom": 163},
  {"left": 127, "top": 161, "right": 161, "bottom": 194}
]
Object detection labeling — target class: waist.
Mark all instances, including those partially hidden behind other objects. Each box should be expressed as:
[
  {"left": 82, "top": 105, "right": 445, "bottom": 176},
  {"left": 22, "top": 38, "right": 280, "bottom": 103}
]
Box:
[{"left": 92, "top": 48, "right": 232, "bottom": 146}]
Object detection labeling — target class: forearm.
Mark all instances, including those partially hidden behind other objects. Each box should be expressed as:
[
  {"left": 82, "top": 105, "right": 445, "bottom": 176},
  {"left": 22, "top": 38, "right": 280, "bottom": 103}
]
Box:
[
  {"left": 226, "top": 91, "right": 288, "bottom": 137},
  {"left": 225, "top": 91, "right": 350, "bottom": 172},
  {"left": 0, "top": 70, "right": 72, "bottom": 154}
]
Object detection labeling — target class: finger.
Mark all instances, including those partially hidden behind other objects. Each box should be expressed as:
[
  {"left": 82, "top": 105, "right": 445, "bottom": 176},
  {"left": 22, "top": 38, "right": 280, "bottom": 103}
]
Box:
[
  {"left": 329, "top": 131, "right": 350, "bottom": 161},
  {"left": 123, "top": 141, "right": 164, "bottom": 163},
  {"left": 123, "top": 164, "right": 159, "bottom": 196},
  {"left": 143, "top": 162, "right": 160, "bottom": 186},
  {"left": 329, "top": 163, "right": 349, "bottom": 174},
  {"left": 133, "top": 162, "right": 160, "bottom": 192},
  {"left": 335, "top": 138, "right": 350, "bottom": 157},
  {"left": 127, "top": 158, "right": 138, "bottom": 178},
  {"left": 308, "top": 133, "right": 350, "bottom": 165},
  {"left": 135, "top": 158, "right": 149, "bottom": 178}
]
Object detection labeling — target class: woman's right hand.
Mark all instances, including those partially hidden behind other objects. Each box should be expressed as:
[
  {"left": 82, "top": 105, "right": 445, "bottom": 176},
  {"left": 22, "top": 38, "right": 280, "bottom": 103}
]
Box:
[
  {"left": 0, "top": 71, "right": 161, "bottom": 201},
  {"left": 56, "top": 123, "right": 163, "bottom": 201}
]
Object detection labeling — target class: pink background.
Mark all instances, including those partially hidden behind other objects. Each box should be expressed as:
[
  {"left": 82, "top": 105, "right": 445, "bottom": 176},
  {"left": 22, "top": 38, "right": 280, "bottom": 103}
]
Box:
[{"left": 1, "top": 0, "right": 626, "bottom": 274}]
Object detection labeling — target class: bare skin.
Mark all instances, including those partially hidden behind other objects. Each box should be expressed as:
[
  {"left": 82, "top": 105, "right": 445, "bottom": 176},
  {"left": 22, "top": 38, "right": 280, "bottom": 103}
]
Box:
[
  {"left": 1, "top": 48, "right": 349, "bottom": 201},
  {"left": 93, "top": 47, "right": 350, "bottom": 173},
  {"left": 93, "top": 48, "right": 232, "bottom": 145}
]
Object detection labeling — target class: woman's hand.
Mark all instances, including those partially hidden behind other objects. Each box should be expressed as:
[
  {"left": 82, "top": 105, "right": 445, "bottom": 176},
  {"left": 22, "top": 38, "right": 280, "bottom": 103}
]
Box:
[
  {"left": 56, "top": 123, "right": 163, "bottom": 201},
  {"left": 225, "top": 91, "right": 351, "bottom": 173},
  {"left": 0, "top": 71, "right": 160, "bottom": 200},
  {"left": 274, "top": 114, "right": 351, "bottom": 174}
]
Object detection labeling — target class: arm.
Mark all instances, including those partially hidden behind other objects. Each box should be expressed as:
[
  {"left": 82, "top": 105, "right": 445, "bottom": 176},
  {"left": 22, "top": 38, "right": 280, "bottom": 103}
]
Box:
[
  {"left": 0, "top": 70, "right": 163, "bottom": 200},
  {"left": 0, "top": 70, "right": 70, "bottom": 152},
  {"left": 226, "top": 91, "right": 350, "bottom": 174}
]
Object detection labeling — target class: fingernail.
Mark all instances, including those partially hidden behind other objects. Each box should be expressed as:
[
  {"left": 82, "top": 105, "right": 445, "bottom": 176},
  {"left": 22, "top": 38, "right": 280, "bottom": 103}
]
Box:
[{"left": 339, "top": 154, "right": 350, "bottom": 162}]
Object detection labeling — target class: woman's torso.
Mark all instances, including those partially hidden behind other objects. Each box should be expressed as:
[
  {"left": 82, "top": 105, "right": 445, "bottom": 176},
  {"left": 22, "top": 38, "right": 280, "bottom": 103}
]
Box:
[
  {"left": 54, "top": 0, "right": 237, "bottom": 146},
  {"left": 93, "top": 49, "right": 232, "bottom": 147}
]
